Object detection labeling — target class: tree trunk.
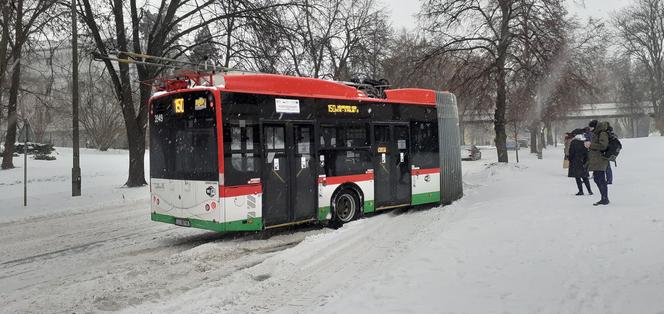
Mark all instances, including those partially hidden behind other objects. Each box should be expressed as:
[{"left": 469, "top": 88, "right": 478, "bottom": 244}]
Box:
[
  {"left": 494, "top": 65, "right": 508, "bottom": 162},
  {"left": 545, "top": 120, "right": 553, "bottom": 146},
  {"left": 117, "top": 79, "right": 146, "bottom": 187},
  {"left": 494, "top": 87, "right": 508, "bottom": 161},
  {"left": 0, "top": 0, "right": 11, "bottom": 127},
  {"left": 1, "top": 57, "right": 20, "bottom": 169},
  {"left": 121, "top": 90, "right": 146, "bottom": 186},
  {"left": 122, "top": 82, "right": 151, "bottom": 187},
  {"left": 494, "top": 0, "right": 510, "bottom": 163},
  {"left": 112, "top": 0, "right": 146, "bottom": 187},
  {"left": 125, "top": 123, "right": 146, "bottom": 186},
  {"left": 0, "top": 11, "right": 9, "bottom": 127},
  {"left": 529, "top": 122, "right": 538, "bottom": 153},
  {"left": 655, "top": 113, "right": 664, "bottom": 135},
  {"left": 514, "top": 131, "right": 519, "bottom": 163},
  {"left": 1, "top": 0, "right": 23, "bottom": 170}
]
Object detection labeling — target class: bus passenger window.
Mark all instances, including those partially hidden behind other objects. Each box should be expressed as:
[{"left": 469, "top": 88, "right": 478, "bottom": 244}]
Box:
[
  {"left": 246, "top": 127, "right": 254, "bottom": 150},
  {"left": 297, "top": 127, "right": 311, "bottom": 154},
  {"left": 231, "top": 127, "right": 241, "bottom": 150},
  {"left": 411, "top": 121, "right": 439, "bottom": 169},
  {"left": 319, "top": 124, "right": 371, "bottom": 176},
  {"left": 224, "top": 121, "right": 261, "bottom": 185},
  {"left": 321, "top": 127, "right": 336, "bottom": 148},
  {"left": 266, "top": 126, "right": 285, "bottom": 150}
]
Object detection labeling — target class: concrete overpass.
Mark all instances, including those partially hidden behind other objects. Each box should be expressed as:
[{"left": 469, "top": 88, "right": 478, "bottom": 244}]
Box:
[{"left": 460, "top": 103, "right": 657, "bottom": 141}]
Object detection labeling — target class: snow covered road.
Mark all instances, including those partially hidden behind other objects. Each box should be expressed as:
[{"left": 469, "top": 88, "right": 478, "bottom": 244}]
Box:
[
  {"left": 0, "top": 198, "right": 326, "bottom": 312},
  {"left": 1, "top": 137, "right": 664, "bottom": 313}
]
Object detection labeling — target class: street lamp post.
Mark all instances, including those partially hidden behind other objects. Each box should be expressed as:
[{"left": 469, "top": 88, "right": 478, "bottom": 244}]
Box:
[
  {"left": 23, "top": 120, "right": 28, "bottom": 206},
  {"left": 71, "top": 0, "right": 81, "bottom": 196}
]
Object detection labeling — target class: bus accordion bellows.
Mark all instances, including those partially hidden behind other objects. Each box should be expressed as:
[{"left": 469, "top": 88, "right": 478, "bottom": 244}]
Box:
[{"left": 149, "top": 72, "right": 463, "bottom": 232}]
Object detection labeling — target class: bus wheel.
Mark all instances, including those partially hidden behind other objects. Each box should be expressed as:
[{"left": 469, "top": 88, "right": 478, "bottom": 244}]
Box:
[{"left": 332, "top": 189, "right": 358, "bottom": 226}]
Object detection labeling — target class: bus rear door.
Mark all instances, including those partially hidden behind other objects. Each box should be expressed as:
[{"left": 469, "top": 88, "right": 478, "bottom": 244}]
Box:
[{"left": 372, "top": 123, "right": 411, "bottom": 209}]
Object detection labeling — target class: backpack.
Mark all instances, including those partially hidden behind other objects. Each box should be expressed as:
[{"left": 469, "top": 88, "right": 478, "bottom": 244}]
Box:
[{"left": 601, "top": 130, "right": 622, "bottom": 161}]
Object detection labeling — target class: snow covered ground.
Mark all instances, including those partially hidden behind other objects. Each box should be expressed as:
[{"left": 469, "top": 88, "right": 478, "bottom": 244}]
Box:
[
  {"left": 0, "top": 148, "right": 148, "bottom": 222},
  {"left": 1, "top": 137, "right": 663, "bottom": 313}
]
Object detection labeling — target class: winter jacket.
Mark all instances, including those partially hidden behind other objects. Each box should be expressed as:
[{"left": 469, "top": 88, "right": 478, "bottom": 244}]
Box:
[
  {"left": 587, "top": 121, "right": 610, "bottom": 171},
  {"left": 568, "top": 136, "right": 589, "bottom": 178}
]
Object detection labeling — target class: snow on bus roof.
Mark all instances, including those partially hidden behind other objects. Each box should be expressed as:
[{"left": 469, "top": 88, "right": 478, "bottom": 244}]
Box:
[{"left": 220, "top": 73, "right": 438, "bottom": 106}]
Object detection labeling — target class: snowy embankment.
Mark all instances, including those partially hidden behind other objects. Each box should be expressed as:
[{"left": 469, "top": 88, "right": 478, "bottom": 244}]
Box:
[{"left": 1, "top": 137, "right": 663, "bottom": 313}]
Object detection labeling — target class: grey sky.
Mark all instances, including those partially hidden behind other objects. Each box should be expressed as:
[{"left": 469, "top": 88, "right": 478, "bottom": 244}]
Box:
[{"left": 382, "top": 0, "right": 633, "bottom": 31}]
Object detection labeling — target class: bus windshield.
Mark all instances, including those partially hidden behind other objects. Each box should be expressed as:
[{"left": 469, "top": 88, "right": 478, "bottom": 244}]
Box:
[{"left": 150, "top": 91, "right": 218, "bottom": 181}]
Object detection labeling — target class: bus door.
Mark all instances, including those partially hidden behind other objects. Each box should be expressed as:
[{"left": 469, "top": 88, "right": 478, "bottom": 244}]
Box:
[
  {"left": 291, "top": 123, "right": 316, "bottom": 221},
  {"left": 262, "top": 122, "right": 316, "bottom": 226},
  {"left": 372, "top": 123, "right": 411, "bottom": 209}
]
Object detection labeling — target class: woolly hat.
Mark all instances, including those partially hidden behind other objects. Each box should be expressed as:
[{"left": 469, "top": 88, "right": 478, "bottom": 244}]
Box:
[{"left": 588, "top": 120, "right": 598, "bottom": 128}]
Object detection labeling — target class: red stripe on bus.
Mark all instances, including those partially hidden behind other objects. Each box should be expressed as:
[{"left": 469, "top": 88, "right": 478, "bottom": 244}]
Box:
[
  {"left": 221, "top": 184, "right": 262, "bottom": 197},
  {"left": 318, "top": 173, "right": 374, "bottom": 185},
  {"left": 411, "top": 168, "right": 440, "bottom": 175}
]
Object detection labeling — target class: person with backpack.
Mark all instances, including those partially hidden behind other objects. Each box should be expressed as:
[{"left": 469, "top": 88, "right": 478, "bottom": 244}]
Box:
[
  {"left": 568, "top": 129, "right": 593, "bottom": 195},
  {"left": 585, "top": 125, "right": 617, "bottom": 184},
  {"left": 585, "top": 120, "right": 611, "bottom": 205}
]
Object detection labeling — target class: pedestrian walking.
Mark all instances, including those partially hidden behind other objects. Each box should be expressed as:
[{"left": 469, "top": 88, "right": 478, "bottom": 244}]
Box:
[
  {"left": 584, "top": 120, "right": 610, "bottom": 206},
  {"left": 568, "top": 129, "right": 593, "bottom": 195}
]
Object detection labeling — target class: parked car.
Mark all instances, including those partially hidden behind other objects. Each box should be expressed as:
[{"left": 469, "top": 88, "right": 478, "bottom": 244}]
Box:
[
  {"left": 461, "top": 145, "right": 482, "bottom": 161},
  {"left": 517, "top": 139, "right": 529, "bottom": 148},
  {"left": 506, "top": 140, "right": 520, "bottom": 150}
]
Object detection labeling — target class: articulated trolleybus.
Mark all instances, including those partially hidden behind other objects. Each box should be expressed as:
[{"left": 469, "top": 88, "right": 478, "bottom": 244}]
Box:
[{"left": 149, "top": 72, "right": 463, "bottom": 232}]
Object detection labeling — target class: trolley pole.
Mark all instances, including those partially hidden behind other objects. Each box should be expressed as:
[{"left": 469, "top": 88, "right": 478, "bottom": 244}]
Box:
[{"left": 71, "top": 0, "right": 81, "bottom": 197}]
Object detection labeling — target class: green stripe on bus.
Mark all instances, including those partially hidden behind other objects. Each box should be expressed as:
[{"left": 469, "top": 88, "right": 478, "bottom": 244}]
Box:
[
  {"left": 318, "top": 206, "right": 331, "bottom": 221},
  {"left": 363, "top": 200, "right": 375, "bottom": 213},
  {"left": 151, "top": 212, "right": 263, "bottom": 232},
  {"left": 411, "top": 191, "right": 441, "bottom": 205}
]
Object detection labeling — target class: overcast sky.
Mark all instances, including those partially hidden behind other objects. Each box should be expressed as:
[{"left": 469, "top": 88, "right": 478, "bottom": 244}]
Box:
[{"left": 383, "top": 0, "right": 633, "bottom": 31}]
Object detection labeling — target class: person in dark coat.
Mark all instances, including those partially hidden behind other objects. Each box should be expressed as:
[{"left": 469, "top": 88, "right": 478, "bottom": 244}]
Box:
[
  {"left": 584, "top": 120, "right": 610, "bottom": 205},
  {"left": 568, "top": 129, "right": 592, "bottom": 195}
]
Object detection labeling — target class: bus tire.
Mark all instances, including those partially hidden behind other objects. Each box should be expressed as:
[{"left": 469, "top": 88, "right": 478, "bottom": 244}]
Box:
[{"left": 331, "top": 189, "right": 359, "bottom": 227}]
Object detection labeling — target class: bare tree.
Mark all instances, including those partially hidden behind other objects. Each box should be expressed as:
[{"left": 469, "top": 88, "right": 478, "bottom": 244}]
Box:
[
  {"left": 325, "top": 0, "right": 390, "bottom": 80},
  {"left": 78, "top": 0, "right": 288, "bottom": 186},
  {"left": 507, "top": 84, "right": 534, "bottom": 162},
  {"left": 79, "top": 60, "right": 123, "bottom": 151},
  {"left": 614, "top": 0, "right": 664, "bottom": 134},
  {"left": 420, "top": 0, "right": 569, "bottom": 162},
  {"left": 610, "top": 56, "right": 650, "bottom": 137},
  {"left": 0, "top": 1, "right": 12, "bottom": 129},
  {"left": 1, "top": 0, "right": 58, "bottom": 169}
]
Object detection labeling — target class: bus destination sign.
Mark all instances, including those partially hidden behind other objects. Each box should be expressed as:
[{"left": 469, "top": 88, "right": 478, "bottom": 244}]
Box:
[{"left": 328, "top": 104, "right": 359, "bottom": 113}]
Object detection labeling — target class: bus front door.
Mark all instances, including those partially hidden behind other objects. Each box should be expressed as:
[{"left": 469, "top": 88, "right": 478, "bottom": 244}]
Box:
[
  {"left": 373, "top": 124, "right": 411, "bottom": 209},
  {"left": 262, "top": 122, "right": 316, "bottom": 227}
]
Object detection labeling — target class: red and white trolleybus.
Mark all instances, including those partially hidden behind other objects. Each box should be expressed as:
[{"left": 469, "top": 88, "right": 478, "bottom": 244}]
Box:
[{"left": 149, "top": 72, "right": 461, "bottom": 232}]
